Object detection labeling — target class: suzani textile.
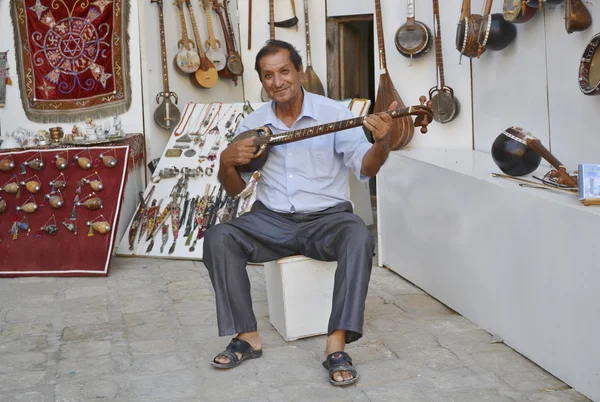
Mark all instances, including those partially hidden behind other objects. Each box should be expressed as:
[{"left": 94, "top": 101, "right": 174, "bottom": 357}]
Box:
[{"left": 11, "top": 0, "right": 131, "bottom": 122}]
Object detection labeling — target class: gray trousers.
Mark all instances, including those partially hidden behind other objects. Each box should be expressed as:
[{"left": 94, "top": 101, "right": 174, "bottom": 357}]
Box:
[{"left": 203, "top": 201, "right": 375, "bottom": 344}]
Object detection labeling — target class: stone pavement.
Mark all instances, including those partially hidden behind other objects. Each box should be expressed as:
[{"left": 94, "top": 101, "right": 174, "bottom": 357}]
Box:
[{"left": 0, "top": 257, "right": 591, "bottom": 402}]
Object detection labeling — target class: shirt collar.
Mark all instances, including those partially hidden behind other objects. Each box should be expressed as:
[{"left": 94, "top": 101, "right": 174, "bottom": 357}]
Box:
[{"left": 265, "top": 88, "right": 318, "bottom": 129}]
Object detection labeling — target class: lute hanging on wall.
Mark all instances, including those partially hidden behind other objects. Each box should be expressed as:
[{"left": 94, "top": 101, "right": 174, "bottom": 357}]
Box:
[
  {"left": 429, "top": 0, "right": 460, "bottom": 124},
  {"left": 300, "top": 0, "right": 325, "bottom": 95},
  {"left": 579, "top": 33, "right": 600, "bottom": 96},
  {"left": 394, "top": 0, "right": 432, "bottom": 65},
  {"left": 174, "top": 0, "right": 200, "bottom": 74},
  {"left": 476, "top": 0, "right": 516, "bottom": 57},
  {"left": 565, "top": 0, "right": 592, "bottom": 34},
  {"left": 373, "top": 0, "right": 415, "bottom": 150},
  {"left": 456, "top": 0, "right": 490, "bottom": 60},
  {"left": 152, "top": 0, "right": 181, "bottom": 130},
  {"left": 502, "top": 0, "right": 537, "bottom": 23},
  {"left": 213, "top": 0, "right": 244, "bottom": 84},
  {"left": 185, "top": 0, "right": 218, "bottom": 88},
  {"left": 202, "top": 0, "right": 227, "bottom": 72},
  {"left": 232, "top": 98, "right": 433, "bottom": 173}
]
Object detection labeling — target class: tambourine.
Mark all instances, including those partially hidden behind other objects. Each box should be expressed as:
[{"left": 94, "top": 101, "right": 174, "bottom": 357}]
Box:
[{"left": 579, "top": 33, "right": 600, "bottom": 96}]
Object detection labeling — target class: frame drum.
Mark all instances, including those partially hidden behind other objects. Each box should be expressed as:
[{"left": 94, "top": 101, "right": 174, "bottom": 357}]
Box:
[{"left": 579, "top": 33, "right": 600, "bottom": 95}]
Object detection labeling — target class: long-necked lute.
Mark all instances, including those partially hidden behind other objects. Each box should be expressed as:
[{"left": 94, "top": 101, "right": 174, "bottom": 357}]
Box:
[{"left": 232, "top": 97, "right": 433, "bottom": 173}]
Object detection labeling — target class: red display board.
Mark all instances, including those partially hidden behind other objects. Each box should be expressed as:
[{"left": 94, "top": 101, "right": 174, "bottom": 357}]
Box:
[{"left": 0, "top": 146, "right": 129, "bottom": 277}]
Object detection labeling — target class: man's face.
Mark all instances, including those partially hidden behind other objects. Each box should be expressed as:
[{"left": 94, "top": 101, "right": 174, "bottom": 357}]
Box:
[{"left": 259, "top": 50, "right": 303, "bottom": 104}]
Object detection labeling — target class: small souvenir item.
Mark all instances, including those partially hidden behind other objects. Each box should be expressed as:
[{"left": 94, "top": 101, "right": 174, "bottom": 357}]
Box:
[
  {"left": 71, "top": 181, "right": 84, "bottom": 220},
  {"left": 16, "top": 195, "right": 38, "bottom": 213},
  {"left": 49, "top": 173, "right": 67, "bottom": 191},
  {"left": 73, "top": 149, "right": 93, "bottom": 170},
  {"left": 76, "top": 192, "right": 103, "bottom": 210},
  {"left": 20, "top": 151, "right": 44, "bottom": 173},
  {"left": 184, "top": 149, "right": 197, "bottom": 157},
  {"left": 42, "top": 190, "right": 64, "bottom": 209},
  {"left": 165, "top": 148, "right": 183, "bottom": 158},
  {"left": 10, "top": 216, "right": 30, "bottom": 240},
  {"left": 87, "top": 214, "right": 111, "bottom": 236},
  {"left": 19, "top": 175, "right": 41, "bottom": 194},
  {"left": 52, "top": 151, "right": 69, "bottom": 170},
  {"left": 160, "top": 224, "right": 169, "bottom": 253},
  {"left": 0, "top": 196, "right": 6, "bottom": 213},
  {"left": 40, "top": 214, "right": 58, "bottom": 236},
  {"left": 0, "top": 154, "right": 15, "bottom": 172},
  {"left": 48, "top": 127, "right": 64, "bottom": 143},
  {"left": 82, "top": 171, "right": 103, "bottom": 191},
  {"left": 62, "top": 218, "right": 78, "bottom": 235},
  {"left": 1, "top": 174, "right": 20, "bottom": 195},
  {"left": 97, "top": 148, "right": 117, "bottom": 168}
]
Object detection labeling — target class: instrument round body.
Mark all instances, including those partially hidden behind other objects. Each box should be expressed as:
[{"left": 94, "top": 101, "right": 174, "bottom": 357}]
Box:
[
  {"left": 579, "top": 33, "right": 600, "bottom": 95},
  {"left": 206, "top": 48, "right": 227, "bottom": 72},
  {"left": 394, "top": 21, "right": 432, "bottom": 59},
  {"left": 302, "top": 66, "right": 326, "bottom": 96},
  {"left": 456, "top": 15, "right": 485, "bottom": 58},
  {"left": 226, "top": 54, "right": 244, "bottom": 76},
  {"left": 192, "top": 66, "right": 218, "bottom": 89},
  {"left": 374, "top": 73, "right": 414, "bottom": 149},
  {"left": 482, "top": 14, "right": 517, "bottom": 51},
  {"left": 491, "top": 127, "right": 542, "bottom": 176},
  {"left": 429, "top": 87, "right": 460, "bottom": 124},
  {"left": 175, "top": 45, "right": 201, "bottom": 74},
  {"left": 154, "top": 99, "right": 182, "bottom": 130},
  {"left": 503, "top": 0, "right": 537, "bottom": 23},
  {"left": 230, "top": 127, "right": 271, "bottom": 173}
]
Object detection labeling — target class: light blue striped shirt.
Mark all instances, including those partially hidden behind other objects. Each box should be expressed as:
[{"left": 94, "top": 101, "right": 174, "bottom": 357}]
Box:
[{"left": 235, "top": 90, "right": 373, "bottom": 213}]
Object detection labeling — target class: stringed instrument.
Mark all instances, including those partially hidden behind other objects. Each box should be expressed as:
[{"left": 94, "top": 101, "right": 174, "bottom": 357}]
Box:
[
  {"left": 300, "top": 0, "right": 325, "bottom": 95},
  {"left": 232, "top": 97, "right": 433, "bottom": 173},
  {"left": 565, "top": 0, "right": 592, "bottom": 34},
  {"left": 456, "top": 0, "right": 490, "bottom": 59},
  {"left": 213, "top": 0, "right": 244, "bottom": 82},
  {"left": 429, "top": 0, "right": 460, "bottom": 124},
  {"left": 152, "top": 0, "right": 181, "bottom": 130},
  {"left": 185, "top": 0, "right": 218, "bottom": 88},
  {"left": 477, "top": 0, "right": 517, "bottom": 55},
  {"left": 394, "top": 0, "right": 432, "bottom": 64},
  {"left": 526, "top": 0, "right": 564, "bottom": 12},
  {"left": 174, "top": 0, "right": 200, "bottom": 73},
  {"left": 579, "top": 33, "right": 600, "bottom": 95},
  {"left": 202, "top": 0, "right": 227, "bottom": 72},
  {"left": 373, "top": 0, "right": 415, "bottom": 150},
  {"left": 502, "top": 0, "right": 537, "bottom": 23},
  {"left": 261, "top": 0, "right": 276, "bottom": 102}
]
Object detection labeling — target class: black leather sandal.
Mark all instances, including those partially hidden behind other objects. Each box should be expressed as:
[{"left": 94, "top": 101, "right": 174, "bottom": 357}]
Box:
[
  {"left": 211, "top": 337, "right": 263, "bottom": 369},
  {"left": 322, "top": 351, "right": 359, "bottom": 386}
]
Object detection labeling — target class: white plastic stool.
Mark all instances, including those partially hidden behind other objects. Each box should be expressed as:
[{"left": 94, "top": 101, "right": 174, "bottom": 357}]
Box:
[{"left": 264, "top": 255, "right": 337, "bottom": 342}]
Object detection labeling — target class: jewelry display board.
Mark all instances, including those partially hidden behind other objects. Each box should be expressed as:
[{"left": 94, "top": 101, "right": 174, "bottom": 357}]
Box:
[
  {"left": 116, "top": 98, "right": 371, "bottom": 261},
  {"left": 0, "top": 146, "right": 130, "bottom": 277}
]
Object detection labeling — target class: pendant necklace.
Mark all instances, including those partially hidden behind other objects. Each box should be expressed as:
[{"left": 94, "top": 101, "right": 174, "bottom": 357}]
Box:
[
  {"left": 87, "top": 214, "right": 111, "bottom": 236},
  {"left": 19, "top": 174, "right": 41, "bottom": 194},
  {"left": 10, "top": 215, "right": 30, "bottom": 240},
  {"left": 97, "top": 148, "right": 118, "bottom": 168},
  {"left": 62, "top": 217, "right": 78, "bottom": 235},
  {"left": 41, "top": 189, "right": 64, "bottom": 209},
  {"left": 16, "top": 195, "right": 38, "bottom": 213},
  {"left": 0, "top": 154, "right": 15, "bottom": 172},
  {"left": 1, "top": 174, "right": 21, "bottom": 197},
  {"left": 20, "top": 151, "right": 44, "bottom": 174},
  {"left": 50, "top": 173, "right": 67, "bottom": 191},
  {"left": 73, "top": 149, "right": 93, "bottom": 170},
  {"left": 39, "top": 214, "right": 58, "bottom": 237},
  {"left": 52, "top": 150, "right": 69, "bottom": 170},
  {"left": 175, "top": 103, "right": 197, "bottom": 137},
  {"left": 82, "top": 171, "right": 104, "bottom": 191},
  {"left": 76, "top": 192, "right": 103, "bottom": 210}
]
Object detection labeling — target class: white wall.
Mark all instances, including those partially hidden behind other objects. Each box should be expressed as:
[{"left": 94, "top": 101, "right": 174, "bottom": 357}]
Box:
[{"left": 0, "top": 0, "right": 144, "bottom": 142}]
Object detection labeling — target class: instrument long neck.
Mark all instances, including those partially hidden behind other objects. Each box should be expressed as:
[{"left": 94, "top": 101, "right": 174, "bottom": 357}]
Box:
[
  {"left": 374, "top": 0, "right": 387, "bottom": 72},
  {"left": 157, "top": 2, "right": 169, "bottom": 92},
  {"left": 304, "top": 0, "right": 312, "bottom": 66},
  {"left": 223, "top": 0, "right": 239, "bottom": 53},
  {"left": 214, "top": 5, "right": 233, "bottom": 53},
  {"left": 406, "top": 0, "right": 415, "bottom": 23},
  {"left": 204, "top": 2, "right": 217, "bottom": 49},
  {"left": 432, "top": 0, "right": 445, "bottom": 88},
  {"left": 269, "top": 0, "right": 275, "bottom": 39},
  {"left": 186, "top": 1, "right": 207, "bottom": 57},
  {"left": 177, "top": 4, "right": 191, "bottom": 49},
  {"left": 258, "top": 106, "right": 414, "bottom": 146}
]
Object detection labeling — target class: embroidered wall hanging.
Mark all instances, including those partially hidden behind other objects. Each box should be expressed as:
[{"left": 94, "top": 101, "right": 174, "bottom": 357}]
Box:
[
  {"left": 10, "top": 0, "right": 132, "bottom": 123},
  {"left": 0, "top": 52, "right": 7, "bottom": 108}
]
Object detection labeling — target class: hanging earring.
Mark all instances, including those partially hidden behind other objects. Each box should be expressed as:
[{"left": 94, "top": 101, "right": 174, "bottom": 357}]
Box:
[
  {"left": 62, "top": 218, "right": 78, "bottom": 235},
  {"left": 0, "top": 195, "right": 6, "bottom": 213},
  {"left": 76, "top": 192, "right": 103, "bottom": 210},
  {"left": 87, "top": 214, "right": 111, "bottom": 236},
  {"left": 81, "top": 171, "right": 103, "bottom": 191},
  {"left": 0, "top": 154, "right": 15, "bottom": 172},
  {"left": 39, "top": 214, "right": 58, "bottom": 236},
  {"left": 20, "top": 151, "right": 44, "bottom": 174},
  {"left": 19, "top": 174, "right": 41, "bottom": 194},
  {"left": 73, "top": 149, "right": 93, "bottom": 170},
  {"left": 207, "top": 137, "right": 221, "bottom": 161},
  {"left": 1, "top": 174, "right": 20, "bottom": 197},
  {"left": 41, "top": 189, "right": 64, "bottom": 209},
  {"left": 49, "top": 173, "right": 67, "bottom": 191},
  {"left": 10, "top": 215, "right": 30, "bottom": 240},
  {"left": 52, "top": 150, "right": 69, "bottom": 170},
  {"left": 97, "top": 148, "right": 118, "bottom": 168},
  {"left": 16, "top": 195, "right": 38, "bottom": 213}
]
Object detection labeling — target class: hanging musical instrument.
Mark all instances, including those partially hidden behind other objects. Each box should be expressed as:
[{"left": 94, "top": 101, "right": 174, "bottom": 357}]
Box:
[
  {"left": 526, "top": 0, "right": 564, "bottom": 12},
  {"left": 174, "top": 0, "right": 200, "bottom": 73},
  {"left": 394, "top": 0, "right": 432, "bottom": 65},
  {"left": 456, "top": 0, "right": 491, "bottom": 60},
  {"left": 185, "top": 0, "right": 218, "bottom": 88},
  {"left": 272, "top": 0, "right": 299, "bottom": 29},
  {"left": 152, "top": 0, "right": 181, "bottom": 130},
  {"left": 374, "top": 0, "right": 415, "bottom": 150},
  {"left": 502, "top": 0, "right": 537, "bottom": 23},
  {"left": 261, "top": 0, "right": 277, "bottom": 102},
  {"left": 565, "top": 0, "right": 592, "bottom": 34},
  {"left": 491, "top": 127, "right": 542, "bottom": 176},
  {"left": 477, "top": 0, "right": 517, "bottom": 56},
  {"left": 429, "top": 0, "right": 460, "bottom": 124},
  {"left": 579, "top": 33, "right": 600, "bottom": 96},
  {"left": 231, "top": 98, "right": 433, "bottom": 173},
  {"left": 213, "top": 0, "right": 244, "bottom": 83},
  {"left": 202, "top": 0, "right": 227, "bottom": 72},
  {"left": 300, "top": 0, "right": 325, "bottom": 95},
  {"left": 248, "top": 0, "right": 253, "bottom": 50},
  {"left": 291, "top": 0, "right": 298, "bottom": 31}
]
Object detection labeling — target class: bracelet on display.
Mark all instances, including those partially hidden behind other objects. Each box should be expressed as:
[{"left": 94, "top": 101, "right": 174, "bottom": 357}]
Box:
[{"left": 205, "top": 167, "right": 213, "bottom": 177}]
